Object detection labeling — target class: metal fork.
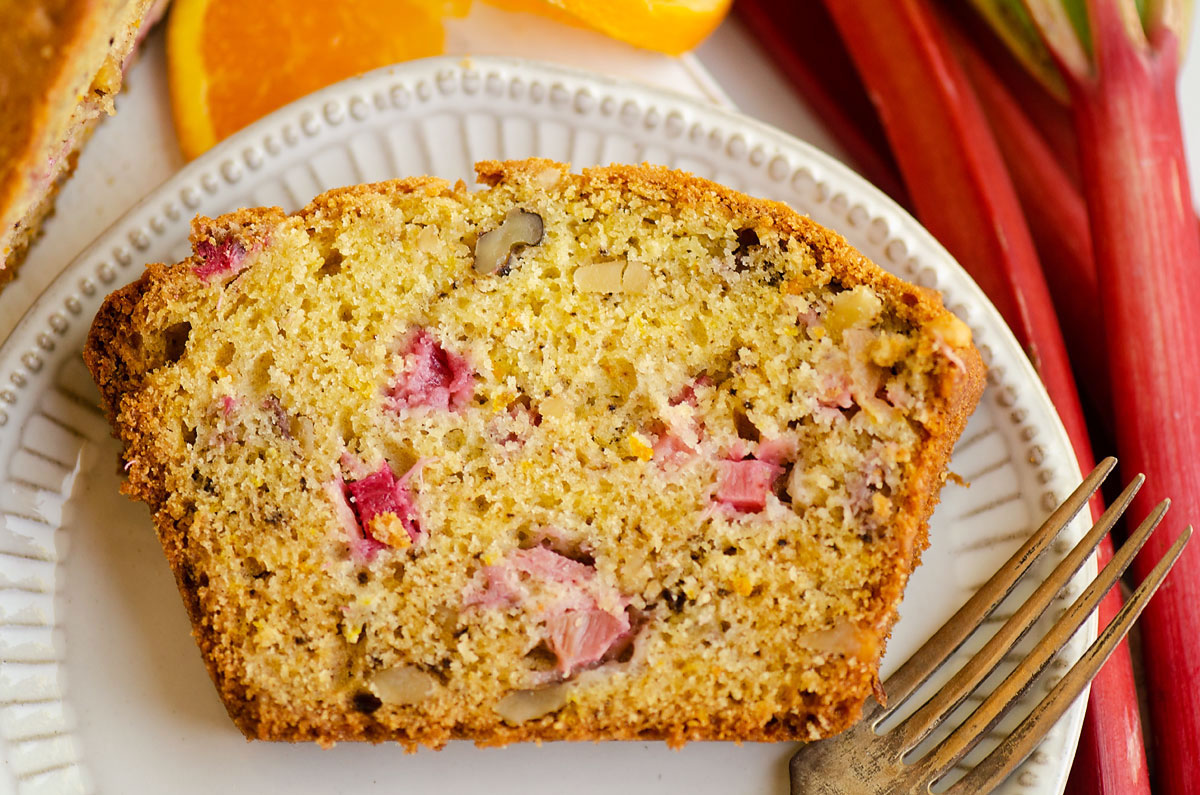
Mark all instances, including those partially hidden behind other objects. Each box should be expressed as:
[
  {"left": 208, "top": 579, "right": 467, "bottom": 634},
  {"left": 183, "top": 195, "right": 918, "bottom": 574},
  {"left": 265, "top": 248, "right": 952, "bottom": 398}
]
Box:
[{"left": 790, "top": 457, "right": 1192, "bottom": 794}]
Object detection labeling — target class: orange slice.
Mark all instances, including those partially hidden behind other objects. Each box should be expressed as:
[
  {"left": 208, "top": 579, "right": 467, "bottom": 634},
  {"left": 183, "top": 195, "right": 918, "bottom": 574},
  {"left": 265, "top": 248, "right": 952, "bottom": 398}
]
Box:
[
  {"left": 168, "top": 0, "right": 730, "bottom": 160},
  {"left": 168, "top": 0, "right": 468, "bottom": 160},
  {"left": 544, "top": 0, "right": 731, "bottom": 55}
]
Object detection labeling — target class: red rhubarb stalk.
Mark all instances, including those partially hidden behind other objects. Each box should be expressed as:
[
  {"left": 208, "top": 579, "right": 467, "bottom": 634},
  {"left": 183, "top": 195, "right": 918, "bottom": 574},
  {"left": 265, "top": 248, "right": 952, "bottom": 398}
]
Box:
[
  {"left": 820, "top": 0, "right": 1094, "bottom": 461},
  {"left": 820, "top": 4, "right": 1150, "bottom": 791},
  {"left": 943, "top": 16, "right": 1112, "bottom": 428},
  {"left": 941, "top": 16, "right": 1147, "bottom": 794},
  {"left": 956, "top": 0, "right": 1087, "bottom": 182},
  {"left": 746, "top": 4, "right": 1167, "bottom": 784},
  {"left": 1022, "top": 1, "right": 1200, "bottom": 792},
  {"left": 748, "top": 1, "right": 1148, "bottom": 788},
  {"left": 734, "top": 0, "right": 908, "bottom": 202}
]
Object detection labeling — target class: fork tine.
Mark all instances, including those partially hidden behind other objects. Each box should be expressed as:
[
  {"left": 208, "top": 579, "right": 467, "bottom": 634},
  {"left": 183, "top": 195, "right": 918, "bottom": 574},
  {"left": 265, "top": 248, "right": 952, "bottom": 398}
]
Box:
[
  {"left": 884, "top": 473, "right": 1144, "bottom": 749},
  {"left": 909, "top": 499, "right": 1170, "bottom": 784},
  {"left": 944, "top": 525, "right": 1192, "bottom": 794},
  {"left": 880, "top": 458, "right": 1117, "bottom": 707}
]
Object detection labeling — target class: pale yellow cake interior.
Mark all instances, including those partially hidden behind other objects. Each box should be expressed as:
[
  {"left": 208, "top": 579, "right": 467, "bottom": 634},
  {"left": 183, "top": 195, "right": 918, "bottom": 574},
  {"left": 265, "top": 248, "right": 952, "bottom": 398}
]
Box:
[{"left": 110, "top": 161, "right": 976, "bottom": 746}]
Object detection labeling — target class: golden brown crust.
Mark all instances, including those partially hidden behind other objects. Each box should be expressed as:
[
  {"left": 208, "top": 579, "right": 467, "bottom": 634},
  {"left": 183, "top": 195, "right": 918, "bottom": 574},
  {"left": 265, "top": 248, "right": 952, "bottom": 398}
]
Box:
[
  {"left": 84, "top": 159, "right": 985, "bottom": 748},
  {"left": 0, "top": 0, "right": 159, "bottom": 280}
]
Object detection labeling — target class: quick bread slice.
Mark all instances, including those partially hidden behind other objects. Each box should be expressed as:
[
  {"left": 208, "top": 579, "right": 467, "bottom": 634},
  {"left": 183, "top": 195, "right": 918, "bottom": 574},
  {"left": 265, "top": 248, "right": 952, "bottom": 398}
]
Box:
[
  {"left": 84, "top": 159, "right": 985, "bottom": 748},
  {"left": 0, "top": 0, "right": 162, "bottom": 280}
]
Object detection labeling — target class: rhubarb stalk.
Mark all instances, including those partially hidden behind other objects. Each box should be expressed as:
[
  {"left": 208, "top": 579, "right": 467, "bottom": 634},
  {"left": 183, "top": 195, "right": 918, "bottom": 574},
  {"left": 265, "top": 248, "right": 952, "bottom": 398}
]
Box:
[
  {"left": 734, "top": 0, "right": 908, "bottom": 202},
  {"left": 819, "top": 3, "right": 1153, "bottom": 791},
  {"left": 949, "top": 2, "right": 1086, "bottom": 186},
  {"left": 1021, "top": 2, "right": 1200, "bottom": 791},
  {"left": 943, "top": 16, "right": 1111, "bottom": 428},
  {"left": 820, "top": 0, "right": 1095, "bottom": 465},
  {"left": 745, "top": 3, "right": 1150, "bottom": 789},
  {"left": 941, "top": 16, "right": 1149, "bottom": 795}
]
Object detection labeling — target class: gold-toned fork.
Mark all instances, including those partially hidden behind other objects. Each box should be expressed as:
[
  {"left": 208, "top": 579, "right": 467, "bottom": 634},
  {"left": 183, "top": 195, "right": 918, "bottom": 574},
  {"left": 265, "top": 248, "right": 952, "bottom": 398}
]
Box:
[{"left": 790, "top": 457, "right": 1191, "bottom": 794}]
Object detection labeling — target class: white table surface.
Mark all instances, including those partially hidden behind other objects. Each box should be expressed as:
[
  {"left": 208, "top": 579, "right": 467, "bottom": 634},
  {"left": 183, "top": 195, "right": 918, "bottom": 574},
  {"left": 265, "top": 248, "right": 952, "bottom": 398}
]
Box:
[{"left": 0, "top": 8, "right": 1195, "bottom": 792}]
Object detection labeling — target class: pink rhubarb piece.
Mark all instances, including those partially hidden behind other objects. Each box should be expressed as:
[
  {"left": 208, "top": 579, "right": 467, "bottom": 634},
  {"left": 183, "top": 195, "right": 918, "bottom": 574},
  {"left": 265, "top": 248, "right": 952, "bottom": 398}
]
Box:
[
  {"left": 463, "top": 546, "right": 631, "bottom": 674},
  {"left": 669, "top": 373, "right": 713, "bottom": 407},
  {"left": 192, "top": 239, "right": 248, "bottom": 283},
  {"left": 544, "top": 608, "right": 631, "bottom": 675},
  {"left": 653, "top": 431, "right": 695, "bottom": 459},
  {"left": 328, "top": 461, "right": 425, "bottom": 561},
  {"left": 716, "top": 458, "right": 784, "bottom": 513},
  {"left": 345, "top": 463, "right": 422, "bottom": 542},
  {"left": 462, "top": 564, "right": 523, "bottom": 609},
  {"left": 388, "top": 329, "right": 474, "bottom": 411},
  {"left": 755, "top": 435, "right": 799, "bottom": 467},
  {"left": 508, "top": 546, "right": 595, "bottom": 585}
]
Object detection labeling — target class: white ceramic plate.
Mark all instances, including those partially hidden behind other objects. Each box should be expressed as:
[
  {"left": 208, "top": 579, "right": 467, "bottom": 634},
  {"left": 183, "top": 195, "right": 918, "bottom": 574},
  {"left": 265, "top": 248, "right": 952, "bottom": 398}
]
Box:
[{"left": 0, "top": 57, "right": 1091, "bottom": 795}]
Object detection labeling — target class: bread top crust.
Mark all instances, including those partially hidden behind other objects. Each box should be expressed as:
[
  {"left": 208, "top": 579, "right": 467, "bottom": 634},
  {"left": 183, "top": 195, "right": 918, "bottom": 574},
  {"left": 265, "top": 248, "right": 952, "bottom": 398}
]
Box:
[
  {"left": 0, "top": 0, "right": 157, "bottom": 274},
  {"left": 84, "top": 159, "right": 986, "bottom": 747}
]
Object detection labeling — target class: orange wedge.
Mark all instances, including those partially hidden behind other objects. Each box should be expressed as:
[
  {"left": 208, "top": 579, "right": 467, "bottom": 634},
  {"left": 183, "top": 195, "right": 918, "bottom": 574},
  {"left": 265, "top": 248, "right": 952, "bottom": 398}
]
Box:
[
  {"left": 168, "top": 0, "right": 468, "bottom": 160},
  {"left": 544, "top": 0, "right": 731, "bottom": 55},
  {"left": 168, "top": 0, "right": 730, "bottom": 160}
]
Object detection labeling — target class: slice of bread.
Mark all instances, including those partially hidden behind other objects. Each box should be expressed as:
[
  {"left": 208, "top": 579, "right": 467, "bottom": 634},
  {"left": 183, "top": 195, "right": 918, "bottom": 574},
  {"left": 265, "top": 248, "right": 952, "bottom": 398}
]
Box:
[
  {"left": 0, "top": 0, "right": 161, "bottom": 281},
  {"left": 85, "top": 159, "right": 985, "bottom": 748}
]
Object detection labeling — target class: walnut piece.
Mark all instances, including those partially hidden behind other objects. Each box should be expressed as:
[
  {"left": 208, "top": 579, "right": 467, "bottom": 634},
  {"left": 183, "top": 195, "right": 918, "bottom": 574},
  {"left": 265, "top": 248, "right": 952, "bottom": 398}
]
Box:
[
  {"left": 494, "top": 683, "right": 571, "bottom": 724},
  {"left": 574, "top": 259, "right": 652, "bottom": 294},
  {"left": 474, "top": 209, "right": 544, "bottom": 274},
  {"left": 795, "top": 621, "right": 879, "bottom": 662},
  {"left": 826, "top": 286, "right": 883, "bottom": 334},
  {"left": 540, "top": 395, "right": 570, "bottom": 419},
  {"left": 369, "top": 664, "right": 436, "bottom": 705}
]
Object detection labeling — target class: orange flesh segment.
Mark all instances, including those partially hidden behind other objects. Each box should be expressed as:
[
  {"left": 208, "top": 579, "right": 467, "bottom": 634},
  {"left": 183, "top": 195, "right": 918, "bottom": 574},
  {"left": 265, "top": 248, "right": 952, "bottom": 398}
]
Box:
[
  {"left": 545, "top": 0, "right": 731, "bottom": 55},
  {"left": 201, "top": 0, "right": 447, "bottom": 144},
  {"left": 168, "top": 0, "right": 729, "bottom": 159}
]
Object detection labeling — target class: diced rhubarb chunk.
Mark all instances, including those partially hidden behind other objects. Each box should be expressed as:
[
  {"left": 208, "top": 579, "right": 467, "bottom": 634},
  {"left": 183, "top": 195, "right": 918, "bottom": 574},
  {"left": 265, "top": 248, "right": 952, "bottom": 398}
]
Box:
[
  {"left": 669, "top": 373, "right": 713, "bottom": 407},
  {"left": 388, "top": 329, "right": 474, "bottom": 411},
  {"left": 329, "top": 461, "right": 425, "bottom": 561},
  {"left": 339, "top": 451, "right": 372, "bottom": 480},
  {"left": 345, "top": 463, "right": 422, "bottom": 545},
  {"left": 545, "top": 608, "right": 631, "bottom": 674},
  {"left": 463, "top": 545, "right": 633, "bottom": 674},
  {"left": 755, "top": 435, "right": 799, "bottom": 467},
  {"left": 933, "top": 336, "right": 967, "bottom": 371},
  {"left": 192, "top": 239, "right": 248, "bottom": 283},
  {"left": 819, "top": 371, "right": 855, "bottom": 410},
  {"left": 509, "top": 546, "right": 594, "bottom": 585},
  {"left": 653, "top": 431, "right": 694, "bottom": 459},
  {"left": 884, "top": 381, "right": 913, "bottom": 409},
  {"left": 716, "top": 458, "right": 783, "bottom": 513},
  {"left": 462, "top": 565, "right": 523, "bottom": 609},
  {"left": 323, "top": 479, "right": 387, "bottom": 562}
]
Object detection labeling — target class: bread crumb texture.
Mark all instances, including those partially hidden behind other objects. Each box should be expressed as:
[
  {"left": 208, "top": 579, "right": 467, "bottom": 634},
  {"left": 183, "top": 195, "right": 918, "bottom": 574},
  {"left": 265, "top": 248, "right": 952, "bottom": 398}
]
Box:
[{"left": 84, "top": 159, "right": 985, "bottom": 749}]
